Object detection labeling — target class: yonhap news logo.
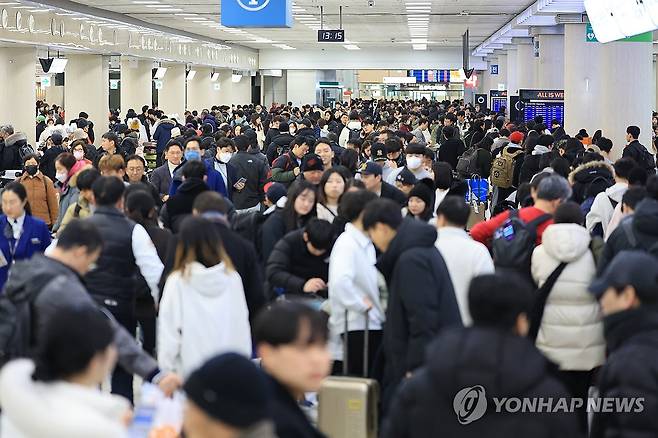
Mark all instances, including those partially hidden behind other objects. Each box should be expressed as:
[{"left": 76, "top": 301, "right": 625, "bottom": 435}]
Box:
[
  {"left": 237, "top": 0, "right": 270, "bottom": 12},
  {"left": 453, "top": 385, "right": 645, "bottom": 425},
  {"left": 453, "top": 385, "right": 487, "bottom": 425}
]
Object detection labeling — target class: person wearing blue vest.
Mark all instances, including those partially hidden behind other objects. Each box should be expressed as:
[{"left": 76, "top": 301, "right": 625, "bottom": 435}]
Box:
[
  {"left": 168, "top": 136, "right": 230, "bottom": 198},
  {"left": 0, "top": 181, "right": 51, "bottom": 291}
]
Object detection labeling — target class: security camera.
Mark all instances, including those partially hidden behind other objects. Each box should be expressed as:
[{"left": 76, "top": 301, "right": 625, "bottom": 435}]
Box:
[{"left": 368, "top": 0, "right": 375, "bottom": 7}]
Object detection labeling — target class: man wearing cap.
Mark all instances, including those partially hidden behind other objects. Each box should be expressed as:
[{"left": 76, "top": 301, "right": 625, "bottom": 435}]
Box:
[
  {"left": 360, "top": 162, "right": 407, "bottom": 207},
  {"left": 299, "top": 153, "right": 324, "bottom": 186},
  {"left": 589, "top": 251, "right": 658, "bottom": 438},
  {"left": 183, "top": 353, "right": 276, "bottom": 438},
  {"left": 386, "top": 144, "right": 433, "bottom": 186},
  {"left": 40, "top": 132, "right": 66, "bottom": 181},
  {"left": 394, "top": 168, "right": 417, "bottom": 196}
]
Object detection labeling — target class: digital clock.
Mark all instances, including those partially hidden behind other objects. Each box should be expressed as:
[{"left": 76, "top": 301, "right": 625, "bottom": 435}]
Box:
[{"left": 317, "top": 29, "right": 345, "bottom": 42}]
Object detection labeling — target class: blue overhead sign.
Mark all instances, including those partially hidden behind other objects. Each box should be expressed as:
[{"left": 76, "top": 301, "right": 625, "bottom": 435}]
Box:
[
  {"left": 490, "top": 64, "right": 499, "bottom": 75},
  {"left": 221, "top": 0, "right": 293, "bottom": 28}
]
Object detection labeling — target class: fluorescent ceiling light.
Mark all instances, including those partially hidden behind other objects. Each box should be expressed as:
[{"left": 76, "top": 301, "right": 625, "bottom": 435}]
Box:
[
  {"left": 231, "top": 73, "right": 242, "bottom": 83},
  {"left": 210, "top": 72, "right": 220, "bottom": 81},
  {"left": 158, "top": 8, "right": 181, "bottom": 11},
  {"left": 175, "top": 13, "right": 196, "bottom": 16},
  {"left": 411, "top": 38, "right": 427, "bottom": 43},
  {"left": 344, "top": 44, "right": 360, "bottom": 50},
  {"left": 146, "top": 4, "right": 169, "bottom": 7},
  {"left": 412, "top": 44, "right": 427, "bottom": 50},
  {"left": 0, "top": 3, "right": 20, "bottom": 5},
  {"left": 272, "top": 44, "right": 295, "bottom": 50},
  {"left": 186, "top": 70, "right": 196, "bottom": 80},
  {"left": 132, "top": 0, "right": 160, "bottom": 3},
  {"left": 154, "top": 67, "right": 167, "bottom": 78},
  {"left": 29, "top": 9, "right": 51, "bottom": 12}
]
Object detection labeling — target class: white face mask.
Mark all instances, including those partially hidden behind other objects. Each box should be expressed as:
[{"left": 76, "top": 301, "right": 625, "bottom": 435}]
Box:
[
  {"left": 73, "top": 150, "right": 84, "bottom": 161},
  {"left": 55, "top": 172, "right": 67, "bottom": 183},
  {"left": 406, "top": 156, "right": 422, "bottom": 170},
  {"left": 219, "top": 152, "right": 233, "bottom": 163}
]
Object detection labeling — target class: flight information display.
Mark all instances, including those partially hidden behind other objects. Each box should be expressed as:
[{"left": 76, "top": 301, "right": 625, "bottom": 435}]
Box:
[
  {"left": 490, "top": 90, "right": 508, "bottom": 113},
  {"left": 519, "top": 89, "right": 564, "bottom": 125},
  {"left": 407, "top": 70, "right": 451, "bottom": 83}
]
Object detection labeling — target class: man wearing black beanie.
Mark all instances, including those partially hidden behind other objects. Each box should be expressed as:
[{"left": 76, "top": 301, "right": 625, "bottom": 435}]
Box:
[{"left": 183, "top": 353, "right": 276, "bottom": 438}]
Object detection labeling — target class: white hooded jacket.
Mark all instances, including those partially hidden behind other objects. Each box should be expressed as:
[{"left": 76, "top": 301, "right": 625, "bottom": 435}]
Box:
[
  {"left": 0, "top": 359, "right": 129, "bottom": 438},
  {"left": 585, "top": 182, "right": 628, "bottom": 236},
  {"left": 531, "top": 224, "right": 605, "bottom": 371},
  {"left": 158, "top": 261, "right": 252, "bottom": 378},
  {"left": 339, "top": 120, "right": 362, "bottom": 148}
]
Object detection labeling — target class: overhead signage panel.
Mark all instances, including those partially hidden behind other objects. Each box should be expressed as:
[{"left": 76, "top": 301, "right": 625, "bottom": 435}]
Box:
[
  {"left": 221, "top": 0, "right": 293, "bottom": 28},
  {"left": 519, "top": 89, "right": 564, "bottom": 126}
]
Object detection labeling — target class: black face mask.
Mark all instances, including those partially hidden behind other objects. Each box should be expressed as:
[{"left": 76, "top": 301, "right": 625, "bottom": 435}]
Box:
[{"left": 25, "top": 165, "right": 38, "bottom": 176}]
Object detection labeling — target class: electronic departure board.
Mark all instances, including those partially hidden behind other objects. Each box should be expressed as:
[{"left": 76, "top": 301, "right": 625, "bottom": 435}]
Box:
[
  {"left": 407, "top": 70, "right": 451, "bottom": 83},
  {"left": 490, "top": 90, "right": 508, "bottom": 114},
  {"left": 518, "top": 89, "right": 564, "bottom": 126}
]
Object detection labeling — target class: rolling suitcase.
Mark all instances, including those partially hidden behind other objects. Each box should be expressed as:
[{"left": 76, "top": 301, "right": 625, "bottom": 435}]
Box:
[{"left": 317, "top": 310, "right": 379, "bottom": 438}]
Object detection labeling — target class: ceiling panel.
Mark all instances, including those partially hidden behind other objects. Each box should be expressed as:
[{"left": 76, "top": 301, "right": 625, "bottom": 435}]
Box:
[{"left": 60, "top": 0, "right": 535, "bottom": 50}]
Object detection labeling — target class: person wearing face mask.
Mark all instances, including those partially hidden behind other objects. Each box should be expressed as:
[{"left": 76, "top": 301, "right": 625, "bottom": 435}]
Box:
[
  {"left": 211, "top": 137, "right": 238, "bottom": 201},
  {"left": 386, "top": 144, "right": 433, "bottom": 186},
  {"left": 168, "top": 137, "right": 228, "bottom": 198},
  {"left": 52, "top": 152, "right": 83, "bottom": 234},
  {"left": 0, "top": 182, "right": 51, "bottom": 291},
  {"left": 18, "top": 154, "right": 59, "bottom": 229}
]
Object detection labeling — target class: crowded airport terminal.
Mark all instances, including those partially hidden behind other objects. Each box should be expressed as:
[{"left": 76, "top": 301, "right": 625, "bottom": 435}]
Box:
[{"left": 0, "top": 0, "right": 657, "bottom": 437}]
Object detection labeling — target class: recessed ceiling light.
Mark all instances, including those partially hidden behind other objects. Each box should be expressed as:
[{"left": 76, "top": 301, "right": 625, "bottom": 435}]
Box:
[
  {"left": 174, "top": 13, "right": 196, "bottom": 16},
  {"left": 344, "top": 44, "right": 360, "bottom": 50},
  {"left": 132, "top": 1, "right": 160, "bottom": 3},
  {"left": 158, "top": 8, "right": 181, "bottom": 11},
  {"left": 412, "top": 44, "right": 427, "bottom": 50}
]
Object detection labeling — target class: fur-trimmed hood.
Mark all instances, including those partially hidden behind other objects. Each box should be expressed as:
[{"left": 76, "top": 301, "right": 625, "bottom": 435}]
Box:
[
  {"left": 4, "top": 132, "right": 27, "bottom": 147},
  {"left": 568, "top": 160, "right": 614, "bottom": 185}
]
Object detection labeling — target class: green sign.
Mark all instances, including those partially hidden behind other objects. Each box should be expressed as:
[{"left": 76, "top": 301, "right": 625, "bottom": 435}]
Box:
[
  {"left": 586, "top": 24, "right": 652, "bottom": 43},
  {"left": 318, "top": 81, "right": 340, "bottom": 87}
]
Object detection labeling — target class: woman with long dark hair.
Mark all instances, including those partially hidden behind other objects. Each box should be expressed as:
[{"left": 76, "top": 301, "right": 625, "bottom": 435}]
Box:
[
  {"left": 158, "top": 216, "right": 251, "bottom": 378},
  {"left": 0, "top": 181, "right": 51, "bottom": 290},
  {"left": 260, "top": 180, "right": 317, "bottom": 263}
]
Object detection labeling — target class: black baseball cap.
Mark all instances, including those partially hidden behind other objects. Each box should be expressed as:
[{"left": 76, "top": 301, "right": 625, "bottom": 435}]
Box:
[
  {"left": 589, "top": 251, "right": 658, "bottom": 301},
  {"left": 371, "top": 143, "right": 387, "bottom": 161},
  {"left": 359, "top": 161, "right": 383, "bottom": 177},
  {"left": 396, "top": 167, "right": 417, "bottom": 186},
  {"left": 301, "top": 153, "right": 324, "bottom": 172}
]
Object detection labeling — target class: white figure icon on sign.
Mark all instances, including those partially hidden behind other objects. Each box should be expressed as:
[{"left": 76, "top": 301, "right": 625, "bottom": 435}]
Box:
[{"left": 237, "top": 0, "right": 270, "bottom": 11}]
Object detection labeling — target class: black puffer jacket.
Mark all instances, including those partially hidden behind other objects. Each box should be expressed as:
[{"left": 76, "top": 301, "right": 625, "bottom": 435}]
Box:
[
  {"left": 377, "top": 219, "right": 462, "bottom": 407},
  {"left": 568, "top": 160, "right": 614, "bottom": 204},
  {"left": 591, "top": 308, "right": 658, "bottom": 438},
  {"left": 160, "top": 178, "right": 208, "bottom": 232},
  {"left": 598, "top": 198, "right": 658, "bottom": 274},
  {"left": 265, "top": 229, "right": 329, "bottom": 299},
  {"left": 383, "top": 327, "right": 580, "bottom": 438},
  {"left": 0, "top": 133, "right": 27, "bottom": 171}
]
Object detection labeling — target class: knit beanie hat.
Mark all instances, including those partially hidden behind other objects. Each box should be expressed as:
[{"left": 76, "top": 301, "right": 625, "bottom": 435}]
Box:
[
  {"left": 183, "top": 353, "right": 271, "bottom": 429},
  {"left": 408, "top": 179, "right": 434, "bottom": 207}
]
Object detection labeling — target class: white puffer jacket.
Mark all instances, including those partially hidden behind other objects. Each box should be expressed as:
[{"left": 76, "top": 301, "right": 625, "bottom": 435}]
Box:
[{"left": 531, "top": 223, "right": 605, "bottom": 371}]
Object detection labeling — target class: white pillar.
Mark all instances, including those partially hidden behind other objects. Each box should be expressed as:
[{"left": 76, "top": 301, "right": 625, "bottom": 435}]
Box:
[
  {"left": 535, "top": 34, "right": 565, "bottom": 90},
  {"left": 216, "top": 70, "right": 252, "bottom": 106},
  {"left": 120, "top": 58, "right": 152, "bottom": 116},
  {"left": 506, "top": 49, "right": 518, "bottom": 95},
  {"left": 286, "top": 70, "right": 318, "bottom": 107},
  {"left": 187, "top": 67, "right": 216, "bottom": 112},
  {"left": 158, "top": 63, "right": 186, "bottom": 118},
  {"left": 0, "top": 48, "right": 36, "bottom": 145},
  {"left": 516, "top": 42, "right": 536, "bottom": 91},
  {"left": 564, "top": 23, "right": 652, "bottom": 158},
  {"left": 65, "top": 55, "right": 109, "bottom": 144}
]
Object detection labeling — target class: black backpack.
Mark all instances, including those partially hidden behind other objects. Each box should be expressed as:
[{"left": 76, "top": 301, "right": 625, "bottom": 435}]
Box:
[
  {"left": 456, "top": 147, "right": 480, "bottom": 177},
  {"left": 0, "top": 273, "right": 53, "bottom": 367},
  {"left": 492, "top": 210, "right": 552, "bottom": 272},
  {"left": 17, "top": 143, "right": 36, "bottom": 162},
  {"left": 348, "top": 128, "right": 362, "bottom": 142},
  {"left": 638, "top": 146, "right": 657, "bottom": 175},
  {"left": 232, "top": 210, "right": 268, "bottom": 261}
]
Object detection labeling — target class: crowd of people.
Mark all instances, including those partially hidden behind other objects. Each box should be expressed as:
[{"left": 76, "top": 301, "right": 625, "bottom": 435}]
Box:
[{"left": 0, "top": 96, "right": 656, "bottom": 437}]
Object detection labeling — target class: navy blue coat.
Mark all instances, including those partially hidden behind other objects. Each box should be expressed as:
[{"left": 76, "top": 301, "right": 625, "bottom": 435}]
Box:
[
  {"left": 168, "top": 159, "right": 236, "bottom": 200},
  {"left": 0, "top": 214, "right": 51, "bottom": 291}
]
